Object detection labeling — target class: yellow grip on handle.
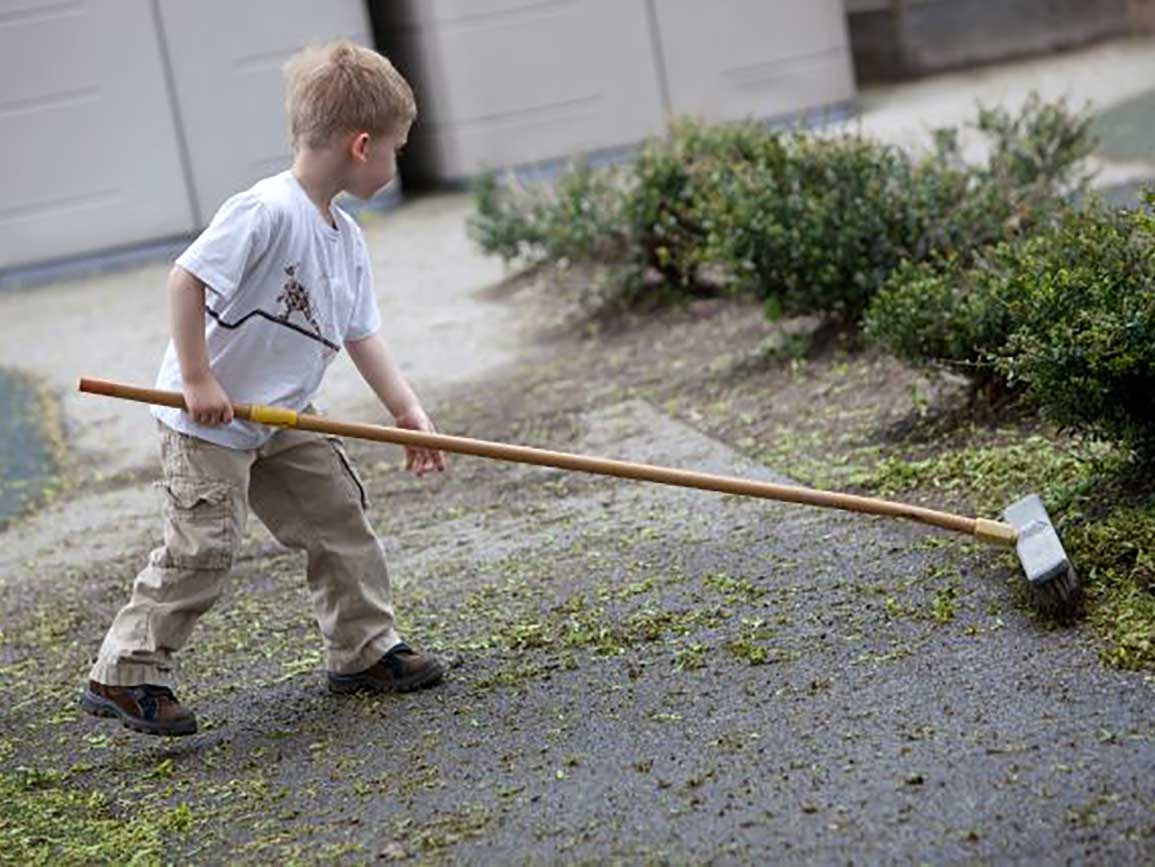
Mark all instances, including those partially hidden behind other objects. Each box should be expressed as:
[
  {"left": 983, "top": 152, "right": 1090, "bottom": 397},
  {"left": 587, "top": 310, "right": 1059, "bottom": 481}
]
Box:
[{"left": 248, "top": 405, "right": 299, "bottom": 427}]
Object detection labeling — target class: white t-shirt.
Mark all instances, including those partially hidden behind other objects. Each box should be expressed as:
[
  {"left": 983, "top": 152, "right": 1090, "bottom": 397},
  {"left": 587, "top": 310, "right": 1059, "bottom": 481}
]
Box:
[{"left": 154, "top": 171, "right": 381, "bottom": 449}]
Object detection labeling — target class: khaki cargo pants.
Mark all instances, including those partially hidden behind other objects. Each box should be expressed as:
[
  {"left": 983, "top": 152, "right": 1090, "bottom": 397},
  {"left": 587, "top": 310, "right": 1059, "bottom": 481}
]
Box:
[{"left": 89, "top": 422, "right": 401, "bottom": 687}]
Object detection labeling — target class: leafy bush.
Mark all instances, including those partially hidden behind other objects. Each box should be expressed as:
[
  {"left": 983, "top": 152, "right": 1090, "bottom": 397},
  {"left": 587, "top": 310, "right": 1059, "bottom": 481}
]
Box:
[
  {"left": 868, "top": 198, "right": 1155, "bottom": 452},
  {"left": 622, "top": 119, "right": 789, "bottom": 293},
  {"left": 864, "top": 252, "right": 1026, "bottom": 391},
  {"left": 999, "top": 202, "right": 1155, "bottom": 450},
  {"left": 975, "top": 95, "right": 1097, "bottom": 197},
  {"left": 469, "top": 162, "right": 628, "bottom": 265},
  {"left": 701, "top": 130, "right": 928, "bottom": 321},
  {"left": 698, "top": 95, "right": 1092, "bottom": 323},
  {"left": 469, "top": 94, "right": 1094, "bottom": 324},
  {"left": 470, "top": 171, "right": 541, "bottom": 262}
]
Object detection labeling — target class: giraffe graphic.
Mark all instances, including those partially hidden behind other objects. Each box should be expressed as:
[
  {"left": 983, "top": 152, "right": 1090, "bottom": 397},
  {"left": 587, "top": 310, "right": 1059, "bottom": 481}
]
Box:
[{"left": 275, "top": 264, "right": 323, "bottom": 338}]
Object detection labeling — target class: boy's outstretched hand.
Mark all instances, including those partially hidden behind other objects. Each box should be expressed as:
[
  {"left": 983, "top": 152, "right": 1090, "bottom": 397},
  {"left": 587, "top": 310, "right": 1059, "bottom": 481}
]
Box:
[
  {"left": 345, "top": 332, "right": 444, "bottom": 476},
  {"left": 394, "top": 406, "right": 446, "bottom": 477}
]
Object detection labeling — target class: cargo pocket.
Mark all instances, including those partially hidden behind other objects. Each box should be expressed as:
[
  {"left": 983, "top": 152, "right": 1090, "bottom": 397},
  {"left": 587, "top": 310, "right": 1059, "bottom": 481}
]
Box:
[
  {"left": 156, "top": 476, "right": 236, "bottom": 570},
  {"left": 326, "top": 437, "right": 369, "bottom": 511}
]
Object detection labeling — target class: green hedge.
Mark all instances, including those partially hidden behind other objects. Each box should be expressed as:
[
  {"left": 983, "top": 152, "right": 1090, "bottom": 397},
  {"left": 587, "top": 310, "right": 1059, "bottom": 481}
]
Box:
[
  {"left": 470, "top": 162, "right": 627, "bottom": 265},
  {"left": 867, "top": 197, "right": 1155, "bottom": 453},
  {"left": 469, "top": 95, "right": 1094, "bottom": 324},
  {"left": 863, "top": 252, "right": 1029, "bottom": 392},
  {"left": 1001, "top": 202, "right": 1155, "bottom": 450}
]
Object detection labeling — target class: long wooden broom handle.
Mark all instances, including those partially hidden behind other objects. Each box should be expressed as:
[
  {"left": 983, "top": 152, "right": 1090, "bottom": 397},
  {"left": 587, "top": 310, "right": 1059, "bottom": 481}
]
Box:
[{"left": 78, "top": 378, "right": 1016, "bottom": 547}]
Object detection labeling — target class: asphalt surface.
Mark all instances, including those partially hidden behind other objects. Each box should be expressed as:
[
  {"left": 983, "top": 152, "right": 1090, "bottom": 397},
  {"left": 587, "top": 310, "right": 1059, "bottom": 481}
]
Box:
[{"left": 13, "top": 398, "right": 1147, "bottom": 864}]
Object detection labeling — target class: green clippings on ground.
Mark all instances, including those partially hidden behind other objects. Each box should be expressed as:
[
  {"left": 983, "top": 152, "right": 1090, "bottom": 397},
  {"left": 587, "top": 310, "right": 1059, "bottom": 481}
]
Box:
[
  {"left": 930, "top": 584, "right": 960, "bottom": 624},
  {"left": 400, "top": 525, "right": 774, "bottom": 691},
  {"left": 722, "top": 618, "right": 773, "bottom": 665},
  {"left": 840, "top": 428, "right": 1152, "bottom": 667},
  {"left": 0, "top": 767, "right": 193, "bottom": 865},
  {"left": 1066, "top": 505, "right": 1155, "bottom": 670},
  {"left": 704, "top": 572, "right": 767, "bottom": 604},
  {"left": 388, "top": 804, "right": 495, "bottom": 856},
  {"left": 847, "top": 435, "right": 1123, "bottom": 515},
  {"left": 674, "top": 642, "right": 708, "bottom": 671}
]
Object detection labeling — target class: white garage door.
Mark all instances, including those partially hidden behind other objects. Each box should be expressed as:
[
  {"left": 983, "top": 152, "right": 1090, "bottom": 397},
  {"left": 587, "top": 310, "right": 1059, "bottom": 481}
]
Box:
[
  {"left": 157, "top": 0, "right": 373, "bottom": 222},
  {"left": 0, "top": 0, "right": 375, "bottom": 272},
  {"left": 391, "top": 0, "right": 669, "bottom": 180},
  {"left": 652, "top": 0, "right": 856, "bottom": 123},
  {"left": 0, "top": 0, "right": 195, "bottom": 270}
]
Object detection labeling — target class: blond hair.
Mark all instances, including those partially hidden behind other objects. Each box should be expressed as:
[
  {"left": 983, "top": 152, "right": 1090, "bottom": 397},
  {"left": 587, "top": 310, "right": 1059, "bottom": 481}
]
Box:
[{"left": 284, "top": 40, "right": 416, "bottom": 148}]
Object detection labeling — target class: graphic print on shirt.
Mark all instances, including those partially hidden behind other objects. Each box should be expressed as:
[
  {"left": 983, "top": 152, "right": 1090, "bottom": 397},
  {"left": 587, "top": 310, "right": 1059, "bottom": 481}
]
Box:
[
  {"left": 276, "top": 264, "right": 324, "bottom": 339},
  {"left": 205, "top": 261, "right": 340, "bottom": 352}
]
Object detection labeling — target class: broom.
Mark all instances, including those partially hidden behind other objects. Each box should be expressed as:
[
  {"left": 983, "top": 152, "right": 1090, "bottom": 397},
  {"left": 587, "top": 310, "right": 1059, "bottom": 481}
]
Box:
[{"left": 79, "top": 378, "right": 1079, "bottom": 616}]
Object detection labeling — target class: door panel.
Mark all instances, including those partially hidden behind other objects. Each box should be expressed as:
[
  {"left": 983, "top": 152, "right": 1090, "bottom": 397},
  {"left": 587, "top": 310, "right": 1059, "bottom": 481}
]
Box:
[
  {"left": 651, "top": 0, "right": 856, "bottom": 122},
  {"left": 393, "top": 0, "right": 667, "bottom": 179},
  {"left": 0, "top": 0, "right": 194, "bottom": 269},
  {"left": 157, "top": 0, "right": 373, "bottom": 221}
]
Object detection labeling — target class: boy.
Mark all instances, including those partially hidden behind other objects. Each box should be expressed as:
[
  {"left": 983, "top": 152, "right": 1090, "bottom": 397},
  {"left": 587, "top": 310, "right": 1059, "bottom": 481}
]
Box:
[{"left": 80, "top": 41, "right": 446, "bottom": 737}]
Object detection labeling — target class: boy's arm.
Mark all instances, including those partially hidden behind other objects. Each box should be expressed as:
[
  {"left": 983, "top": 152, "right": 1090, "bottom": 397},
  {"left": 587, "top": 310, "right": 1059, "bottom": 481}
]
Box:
[
  {"left": 169, "top": 265, "right": 233, "bottom": 426},
  {"left": 345, "top": 332, "right": 445, "bottom": 476}
]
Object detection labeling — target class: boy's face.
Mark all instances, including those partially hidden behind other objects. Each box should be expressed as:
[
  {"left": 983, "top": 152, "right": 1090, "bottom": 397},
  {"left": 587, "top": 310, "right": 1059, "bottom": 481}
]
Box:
[{"left": 346, "top": 124, "right": 409, "bottom": 199}]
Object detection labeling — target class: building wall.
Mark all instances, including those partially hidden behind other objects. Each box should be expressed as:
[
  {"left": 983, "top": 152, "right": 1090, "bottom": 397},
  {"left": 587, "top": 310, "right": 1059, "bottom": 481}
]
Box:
[
  {"left": 373, "top": 0, "right": 857, "bottom": 183},
  {"left": 2, "top": 1, "right": 856, "bottom": 271},
  {"left": 0, "top": 1, "right": 193, "bottom": 271},
  {"left": 847, "top": 0, "right": 1146, "bottom": 82}
]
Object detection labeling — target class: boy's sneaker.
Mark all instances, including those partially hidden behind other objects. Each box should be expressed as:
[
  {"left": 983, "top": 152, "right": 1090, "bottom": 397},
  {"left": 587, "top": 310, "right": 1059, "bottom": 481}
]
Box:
[
  {"left": 79, "top": 681, "right": 198, "bottom": 737},
  {"left": 327, "top": 642, "right": 446, "bottom": 694}
]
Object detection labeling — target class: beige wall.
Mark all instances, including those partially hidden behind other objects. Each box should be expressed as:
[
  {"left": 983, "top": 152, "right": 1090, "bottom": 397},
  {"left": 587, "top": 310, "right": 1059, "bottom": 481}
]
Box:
[
  {"left": 156, "top": 0, "right": 371, "bottom": 223},
  {"left": 3, "top": 1, "right": 858, "bottom": 269},
  {"left": 392, "top": 0, "right": 669, "bottom": 181}
]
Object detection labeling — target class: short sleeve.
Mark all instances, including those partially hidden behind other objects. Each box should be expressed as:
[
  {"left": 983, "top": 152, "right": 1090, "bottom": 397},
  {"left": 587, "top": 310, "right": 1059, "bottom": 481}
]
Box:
[
  {"left": 344, "top": 233, "right": 381, "bottom": 343},
  {"left": 175, "top": 192, "right": 271, "bottom": 300}
]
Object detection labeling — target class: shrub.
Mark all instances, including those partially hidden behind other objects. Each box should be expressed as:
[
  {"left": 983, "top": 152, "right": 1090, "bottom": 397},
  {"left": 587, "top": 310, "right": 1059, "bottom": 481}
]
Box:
[
  {"left": 622, "top": 119, "right": 787, "bottom": 293},
  {"left": 469, "top": 162, "right": 628, "bottom": 265},
  {"left": 470, "top": 94, "right": 1094, "bottom": 325},
  {"left": 974, "top": 94, "right": 1096, "bottom": 200},
  {"left": 704, "top": 95, "right": 1093, "bottom": 323},
  {"left": 868, "top": 197, "right": 1155, "bottom": 452},
  {"left": 701, "top": 130, "right": 926, "bottom": 322},
  {"left": 999, "top": 201, "right": 1155, "bottom": 450},
  {"left": 864, "top": 253, "right": 1024, "bottom": 391},
  {"left": 470, "top": 171, "right": 542, "bottom": 262}
]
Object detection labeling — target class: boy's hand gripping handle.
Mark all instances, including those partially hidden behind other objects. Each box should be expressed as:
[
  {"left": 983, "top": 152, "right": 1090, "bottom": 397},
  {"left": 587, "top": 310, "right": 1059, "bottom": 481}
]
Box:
[{"left": 78, "top": 377, "right": 299, "bottom": 427}]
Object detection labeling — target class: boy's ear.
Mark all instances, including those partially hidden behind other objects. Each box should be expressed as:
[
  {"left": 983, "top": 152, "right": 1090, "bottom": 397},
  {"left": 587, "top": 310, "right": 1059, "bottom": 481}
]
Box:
[{"left": 350, "top": 132, "right": 371, "bottom": 162}]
